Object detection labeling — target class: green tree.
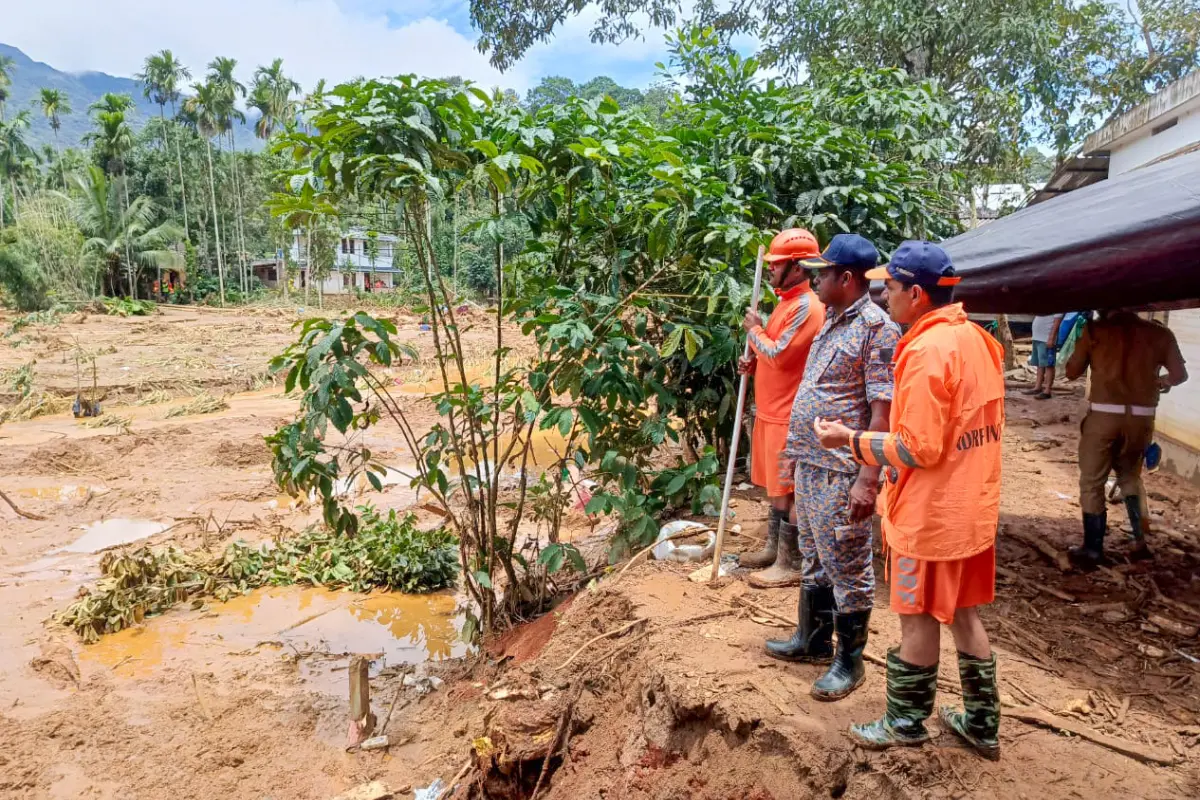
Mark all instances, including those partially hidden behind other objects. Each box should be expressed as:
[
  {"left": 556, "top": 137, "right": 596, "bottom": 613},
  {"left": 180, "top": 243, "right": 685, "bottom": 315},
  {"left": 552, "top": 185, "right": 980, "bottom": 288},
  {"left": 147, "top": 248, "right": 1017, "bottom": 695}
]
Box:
[
  {"left": 137, "top": 50, "right": 193, "bottom": 240},
  {"left": 70, "top": 164, "right": 183, "bottom": 296},
  {"left": 36, "top": 88, "right": 71, "bottom": 188},
  {"left": 207, "top": 57, "right": 250, "bottom": 293},
  {"left": 0, "top": 55, "right": 13, "bottom": 121},
  {"left": 0, "top": 111, "right": 38, "bottom": 226},
  {"left": 470, "top": 0, "right": 1195, "bottom": 169},
  {"left": 1095, "top": 0, "right": 1200, "bottom": 115},
  {"left": 83, "top": 93, "right": 138, "bottom": 295},
  {"left": 182, "top": 81, "right": 229, "bottom": 305},
  {"left": 524, "top": 76, "right": 578, "bottom": 112},
  {"left": 250, "top": 58, "right": 301, "bottom": 138}
]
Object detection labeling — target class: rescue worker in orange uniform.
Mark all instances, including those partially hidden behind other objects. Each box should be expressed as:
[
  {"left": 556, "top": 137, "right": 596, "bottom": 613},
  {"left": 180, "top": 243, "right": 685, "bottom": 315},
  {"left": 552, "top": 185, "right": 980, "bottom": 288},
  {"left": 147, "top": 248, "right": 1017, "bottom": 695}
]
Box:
[
  {"left": 738, "top": 229, "right": 827, "bottom": 587},
  {"left": 814, "top": 241, "right": 1005, "bottom": 760}
]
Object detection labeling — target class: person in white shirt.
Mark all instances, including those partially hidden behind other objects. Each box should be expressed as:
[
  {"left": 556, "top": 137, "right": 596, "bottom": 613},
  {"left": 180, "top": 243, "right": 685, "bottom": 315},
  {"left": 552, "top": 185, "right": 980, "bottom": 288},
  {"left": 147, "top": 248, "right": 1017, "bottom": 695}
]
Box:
[{"left": 1024, "top": 314, "right": 1065, "bottom": 399}]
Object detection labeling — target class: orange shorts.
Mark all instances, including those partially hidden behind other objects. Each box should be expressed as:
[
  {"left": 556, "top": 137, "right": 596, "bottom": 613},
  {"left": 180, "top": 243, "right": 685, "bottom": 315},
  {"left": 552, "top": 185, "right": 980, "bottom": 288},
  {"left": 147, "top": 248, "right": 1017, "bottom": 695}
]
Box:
[
  {"left": 750, "top": 419, "right": 792, "bottom": 498},
  {"left": 889, "top": 545, "right": 995, "bottom": 624}
]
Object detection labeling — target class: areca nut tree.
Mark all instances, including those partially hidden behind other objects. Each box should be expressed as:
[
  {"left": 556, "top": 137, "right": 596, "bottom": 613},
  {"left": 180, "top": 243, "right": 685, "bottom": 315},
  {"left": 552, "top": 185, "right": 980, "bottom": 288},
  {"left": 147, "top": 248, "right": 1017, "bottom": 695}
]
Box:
[
  {"left": 0, "top": 55, "right": 13, "bottom": 120},
  {"left": 137, "top": 50, "right": 192, "bottom": 239},
  {"left": 83, "top": 94, "right": 139, "bottom": 296},
  {"left": 70, "top": 164, "right": 184, "bottom": 297},
  {"left": 0, "top": 110, "right": 38, "bottom": 227},
  {"left": 37, "top": 88, "right": 72, "bottom": 188},
  {"left": 207, "top": 56, "right": 250, "bottom": 292},
  {"left": 183, "top": 80, "right": 228, "bottom": 305}
]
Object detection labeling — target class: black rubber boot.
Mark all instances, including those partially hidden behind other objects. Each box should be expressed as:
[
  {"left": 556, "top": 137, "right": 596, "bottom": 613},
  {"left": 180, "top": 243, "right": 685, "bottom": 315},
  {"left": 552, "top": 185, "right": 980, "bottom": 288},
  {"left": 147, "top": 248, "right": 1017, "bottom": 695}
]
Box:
[
  {"left": 939, "top": 651, "right": 1001, "bottom": 761},
  {"left": 811, "top": 609, "right": 870, "bottom": 701},
  {"left": 1068, "top": 512, "right": 1107, "bottom": 569},
  {"left": 740, "top": 508, "right": 782, "bottom": 570},
  {"left": 765, "top": 583, "right": 834, "bottom": 663},
  {"left": 1123, "top": 495, "right": 1154, "bottom": 561},
  {"left": 849, "top": 649, "right": 938, "bottom": 749}
]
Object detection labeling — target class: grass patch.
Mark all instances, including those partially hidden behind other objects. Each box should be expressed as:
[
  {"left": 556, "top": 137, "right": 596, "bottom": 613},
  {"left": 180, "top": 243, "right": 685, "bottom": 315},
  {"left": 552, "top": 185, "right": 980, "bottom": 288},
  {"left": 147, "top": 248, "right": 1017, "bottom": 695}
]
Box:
[
  {"left": 165, "top": 393, "right": 229, "bottom": 418},
  {"left": 56, "top": 505, "right": 459, "bottom": 643}
]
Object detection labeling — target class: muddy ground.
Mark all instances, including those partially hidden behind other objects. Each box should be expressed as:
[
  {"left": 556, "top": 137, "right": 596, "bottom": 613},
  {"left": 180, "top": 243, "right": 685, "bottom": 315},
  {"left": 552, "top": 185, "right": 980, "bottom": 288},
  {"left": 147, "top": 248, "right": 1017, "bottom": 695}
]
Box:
[{"left": 1, "top": 306, "right": 1198, "bottom": 799}]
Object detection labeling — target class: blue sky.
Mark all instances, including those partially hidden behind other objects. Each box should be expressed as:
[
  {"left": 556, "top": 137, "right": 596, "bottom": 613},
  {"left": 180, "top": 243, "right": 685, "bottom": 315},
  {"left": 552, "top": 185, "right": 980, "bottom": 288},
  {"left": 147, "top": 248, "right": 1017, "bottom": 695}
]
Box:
[{"left": 3, "top": 0, "right": 680, "bottom": 96}]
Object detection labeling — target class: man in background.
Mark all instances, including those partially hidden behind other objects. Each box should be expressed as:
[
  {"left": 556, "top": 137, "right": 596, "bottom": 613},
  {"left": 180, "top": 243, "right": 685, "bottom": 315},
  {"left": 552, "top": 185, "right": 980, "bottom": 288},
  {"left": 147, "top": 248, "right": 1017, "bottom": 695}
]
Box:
[
  {"left": 765, "top": 233, "right": 898, "bottom": 702},
  {"left": 737, "top": 229, "right": 826, "bottom": 586},
  {"left": 1024, "top": 313, "right": 1064, "bottom": 399},
  {"left": 1065, "top": 310, "right": 1188, "bottom": 566}
]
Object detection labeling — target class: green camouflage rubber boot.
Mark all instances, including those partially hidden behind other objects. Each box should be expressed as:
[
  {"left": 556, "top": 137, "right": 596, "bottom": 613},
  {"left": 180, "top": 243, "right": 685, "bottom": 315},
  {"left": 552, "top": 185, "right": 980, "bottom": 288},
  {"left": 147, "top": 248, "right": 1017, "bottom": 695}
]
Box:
[
  {"left": 939, "top": 651, "right": 1001, "bottom": 761},
  {"left": 849, "top": 648, "right": 937, "bottom": 749}
]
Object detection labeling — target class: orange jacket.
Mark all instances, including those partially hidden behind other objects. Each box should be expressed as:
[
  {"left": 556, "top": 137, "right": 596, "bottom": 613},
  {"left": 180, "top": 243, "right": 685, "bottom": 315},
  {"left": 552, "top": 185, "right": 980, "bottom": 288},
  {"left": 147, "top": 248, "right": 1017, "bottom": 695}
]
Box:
[
  {"left": 747, "top": 282, "right": 826, "bottom": 424},
  {"left": 850, "top": 304, "right": 1005, "bottom": 560}
]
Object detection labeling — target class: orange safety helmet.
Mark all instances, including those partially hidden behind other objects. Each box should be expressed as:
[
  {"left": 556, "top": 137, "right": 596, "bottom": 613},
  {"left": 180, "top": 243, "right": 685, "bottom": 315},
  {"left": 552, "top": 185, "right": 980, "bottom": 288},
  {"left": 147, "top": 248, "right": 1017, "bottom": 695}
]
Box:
[{"left": 763, "top": 228, "right": 820, "bottom": 263}]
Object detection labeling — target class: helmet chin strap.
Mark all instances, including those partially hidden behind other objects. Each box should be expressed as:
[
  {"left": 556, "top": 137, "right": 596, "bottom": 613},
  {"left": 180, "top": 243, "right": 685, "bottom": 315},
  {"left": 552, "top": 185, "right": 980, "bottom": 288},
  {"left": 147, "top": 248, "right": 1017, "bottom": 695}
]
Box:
[{"left": 774, "top": 258, "right": 804, "bottom": 289}]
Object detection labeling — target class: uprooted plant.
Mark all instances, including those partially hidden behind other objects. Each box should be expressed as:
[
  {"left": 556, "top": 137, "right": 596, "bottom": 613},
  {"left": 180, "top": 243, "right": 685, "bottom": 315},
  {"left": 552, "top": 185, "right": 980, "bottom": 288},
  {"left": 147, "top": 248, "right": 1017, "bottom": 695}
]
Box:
[{"left": 56, "top": 504, "right": 458, "bottom": 643}]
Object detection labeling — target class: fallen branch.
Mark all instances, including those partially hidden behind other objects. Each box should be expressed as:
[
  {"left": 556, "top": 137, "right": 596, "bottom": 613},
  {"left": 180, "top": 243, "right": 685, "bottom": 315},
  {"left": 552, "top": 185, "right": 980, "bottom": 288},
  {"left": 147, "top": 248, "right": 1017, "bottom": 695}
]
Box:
[
  {"left": 1007, "top": 706, "right": 1180, "bottom": 766},
  {"left": 583, "top": 629, "right": 651, "bottom": 670},
  {"left": 0, "top": 489, "right": 47, "bottom": 521},
  {"left": 556, "top": 618, "right": 648, "bottom": 671},
  {"left": 732, "top": 596, "right": 794, "bottom": 628},
  {"left": 1003, "top": 526, "right": 1071, "bottom": 572}
]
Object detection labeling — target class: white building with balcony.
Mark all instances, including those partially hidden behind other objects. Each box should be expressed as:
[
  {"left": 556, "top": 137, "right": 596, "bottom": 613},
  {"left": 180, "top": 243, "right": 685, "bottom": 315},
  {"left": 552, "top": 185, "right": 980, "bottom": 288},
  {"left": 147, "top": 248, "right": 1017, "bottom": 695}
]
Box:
[{"left": 288, "top": 228, "right": 405, "bottom": 294}]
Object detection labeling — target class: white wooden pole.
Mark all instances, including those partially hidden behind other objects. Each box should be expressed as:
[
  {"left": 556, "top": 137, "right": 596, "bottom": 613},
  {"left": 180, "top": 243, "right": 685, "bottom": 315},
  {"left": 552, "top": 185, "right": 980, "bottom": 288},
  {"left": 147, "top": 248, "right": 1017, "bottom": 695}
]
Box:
[{"left": 709, "top": 245, "right": 767, "bottom": 583}]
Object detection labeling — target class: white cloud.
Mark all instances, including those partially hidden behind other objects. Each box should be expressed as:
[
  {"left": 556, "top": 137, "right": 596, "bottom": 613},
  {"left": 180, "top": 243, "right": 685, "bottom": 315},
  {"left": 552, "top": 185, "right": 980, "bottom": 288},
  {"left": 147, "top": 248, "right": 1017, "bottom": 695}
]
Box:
[{"left": 1, "top": 0, "right": 528, "bottom": 92}]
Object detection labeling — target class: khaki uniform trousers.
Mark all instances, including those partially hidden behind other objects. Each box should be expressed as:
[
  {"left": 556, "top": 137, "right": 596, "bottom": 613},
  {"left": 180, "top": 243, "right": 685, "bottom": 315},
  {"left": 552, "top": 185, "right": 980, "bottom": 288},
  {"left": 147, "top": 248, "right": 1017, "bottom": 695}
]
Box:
[{"left": 1078, "top": 410, "right": 1154, "bottom": 516}]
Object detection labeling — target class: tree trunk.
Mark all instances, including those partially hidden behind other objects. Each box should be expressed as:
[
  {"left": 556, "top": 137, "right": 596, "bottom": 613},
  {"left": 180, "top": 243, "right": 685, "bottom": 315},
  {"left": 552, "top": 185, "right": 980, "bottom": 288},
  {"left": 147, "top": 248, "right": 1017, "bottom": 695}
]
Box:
[
  {"left": 0, "top": 171, "right": 5, "bottom": 228},
  {"left": 304, "top": 224, "right": 311, "bottom": 306},
  {"left": 204, "top": 140, "right": 226, "bottom": 306},
  {"left": 120, "top": 175, "right": 136, "bottom": 299},
  {"left": 997, "top": 313, "right": 1016, "bottom": 371},
  {"left": 54, "top": 128, "right": 66, "bottom": 189},
  {"left": 170, "top": 100, "right": 190, "bottom": 240},
  {"left": 228, "top": 129, "right": 249, "bottom": 294}
]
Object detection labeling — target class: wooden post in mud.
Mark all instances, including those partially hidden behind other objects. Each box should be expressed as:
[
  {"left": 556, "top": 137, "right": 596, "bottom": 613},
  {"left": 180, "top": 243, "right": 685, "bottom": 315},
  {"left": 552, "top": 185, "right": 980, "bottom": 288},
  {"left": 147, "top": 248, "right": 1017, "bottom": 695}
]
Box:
[
  {"left": 709, "top": 246, "right": 766, "bottom": 583},
  {"left": 348, "top": 655, "right": 376, "bottom": 746}
]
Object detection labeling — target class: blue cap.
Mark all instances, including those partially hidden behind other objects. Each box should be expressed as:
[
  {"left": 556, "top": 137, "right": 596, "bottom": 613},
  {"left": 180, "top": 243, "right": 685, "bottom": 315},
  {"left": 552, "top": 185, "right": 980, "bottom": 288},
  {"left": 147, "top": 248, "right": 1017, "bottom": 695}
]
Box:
[
  {"left": 800, "top": 233, "right": 879, "bottom": 271},
  {"left": 865, "top": 240, "right": 961, "bottom": 287}
]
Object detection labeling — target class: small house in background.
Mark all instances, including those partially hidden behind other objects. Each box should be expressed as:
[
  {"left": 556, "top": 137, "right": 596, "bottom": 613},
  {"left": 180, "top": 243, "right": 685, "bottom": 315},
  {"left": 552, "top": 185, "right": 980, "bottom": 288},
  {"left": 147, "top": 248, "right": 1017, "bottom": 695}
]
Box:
[{"left": 288, "top": 228, "right": 404, "bottom": 294}]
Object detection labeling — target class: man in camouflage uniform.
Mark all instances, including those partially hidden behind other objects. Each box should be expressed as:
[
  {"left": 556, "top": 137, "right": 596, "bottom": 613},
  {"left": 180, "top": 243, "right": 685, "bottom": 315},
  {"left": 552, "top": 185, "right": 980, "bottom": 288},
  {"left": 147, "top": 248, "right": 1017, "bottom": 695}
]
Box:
[{"left": 767, "top": 234, "right": 899, "bottom": 702}]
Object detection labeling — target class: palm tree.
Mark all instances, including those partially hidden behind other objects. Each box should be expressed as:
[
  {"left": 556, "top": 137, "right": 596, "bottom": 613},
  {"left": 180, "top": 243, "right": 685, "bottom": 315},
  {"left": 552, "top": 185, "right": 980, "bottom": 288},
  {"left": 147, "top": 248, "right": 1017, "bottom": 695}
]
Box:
[
  {"left": 206, "top": 57, "right": 250, "bottom": 293},
  {"left": 250, "top": 58, "right": 300, "bottom": 138},
  {"left": 137, "top": 50, "right": 192, "bottom": 240},
  {"left": 84, "top": 94, "right": 138, "bottom": 296},
  {"left": 183, "top": 81, "right": 227, "bottom": 305},
  {"left": 70, "top": 165, "right": 184, "bottom": 296},
  {"left": 0, "top": 55, "right": 14, "bottom": 121},
  {"left": 0, "top": 111, "right": 37, "bottom": 226},
  {"left": 37, "top": 88, "right": 71, "bottom": 188}
]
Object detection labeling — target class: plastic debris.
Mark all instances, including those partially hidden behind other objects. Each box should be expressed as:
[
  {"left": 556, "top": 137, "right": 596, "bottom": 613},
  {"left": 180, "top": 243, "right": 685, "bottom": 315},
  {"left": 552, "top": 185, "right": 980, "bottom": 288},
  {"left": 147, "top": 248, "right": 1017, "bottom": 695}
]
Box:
[
  {"left": 359, "top": 735, "right": 390, "bottom": 751},
  {"left": 413, "top": 779, "right": 444, "bottom": 800},
  {"left": 652, "top": 520, "right": 715, "bottom": 563}
]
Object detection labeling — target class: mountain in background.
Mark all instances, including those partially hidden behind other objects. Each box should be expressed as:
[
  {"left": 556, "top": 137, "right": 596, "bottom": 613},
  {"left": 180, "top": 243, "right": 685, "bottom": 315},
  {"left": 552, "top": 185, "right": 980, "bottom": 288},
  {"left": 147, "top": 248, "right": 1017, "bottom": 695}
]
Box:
[{"left": 1, "top": 43, "right": 258, "bottom": 150}]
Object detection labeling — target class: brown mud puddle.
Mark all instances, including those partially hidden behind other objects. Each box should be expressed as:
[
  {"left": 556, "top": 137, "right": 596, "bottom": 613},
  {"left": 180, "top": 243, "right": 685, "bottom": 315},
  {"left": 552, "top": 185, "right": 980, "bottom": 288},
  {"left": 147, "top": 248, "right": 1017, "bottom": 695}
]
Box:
[{"left": 79, "top": 586, "right": 467, "bottom": 694}]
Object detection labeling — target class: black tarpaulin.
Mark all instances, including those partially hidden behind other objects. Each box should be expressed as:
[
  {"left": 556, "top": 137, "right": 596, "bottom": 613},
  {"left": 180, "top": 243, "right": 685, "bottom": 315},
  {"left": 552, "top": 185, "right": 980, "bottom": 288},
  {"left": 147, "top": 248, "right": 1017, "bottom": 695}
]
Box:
[{"left": 944, "top": 148, "right": 1200, "bottom": 315}]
